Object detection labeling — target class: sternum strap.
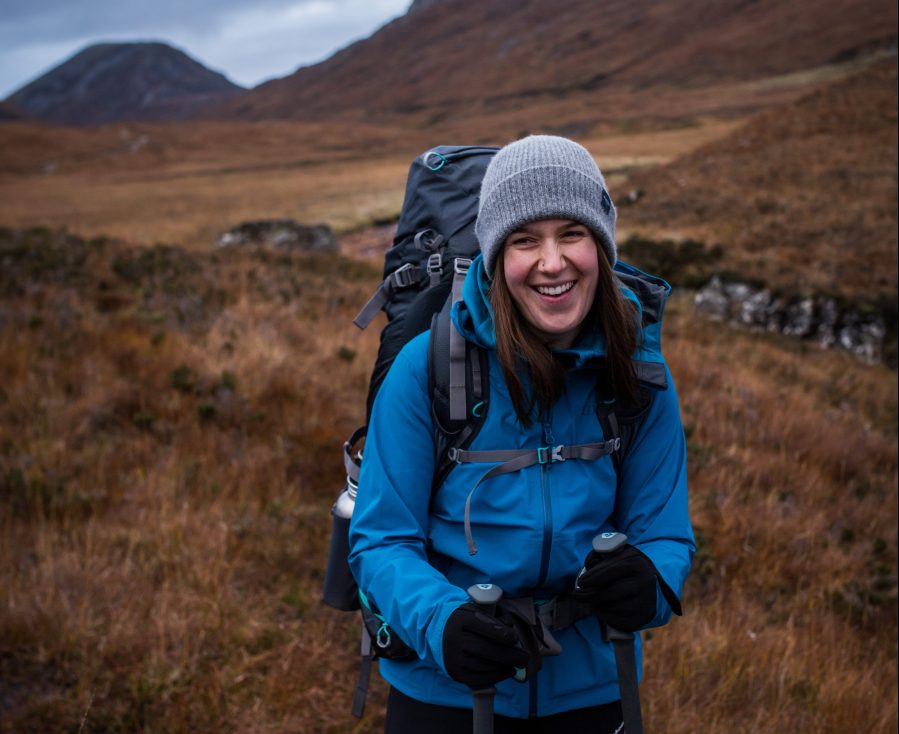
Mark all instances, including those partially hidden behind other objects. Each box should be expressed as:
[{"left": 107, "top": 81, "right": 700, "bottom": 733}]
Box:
[{"left": 451, "top": 439, "right": 621, "bottom": 555}]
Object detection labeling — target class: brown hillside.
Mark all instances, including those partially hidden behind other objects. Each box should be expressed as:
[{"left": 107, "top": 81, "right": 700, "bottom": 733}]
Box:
[
  {"left": 211, "top": 0, "right": 897, "bottom": 137},
  {"left": 620, "top": 58, "right": 899, "bottom": 301}
]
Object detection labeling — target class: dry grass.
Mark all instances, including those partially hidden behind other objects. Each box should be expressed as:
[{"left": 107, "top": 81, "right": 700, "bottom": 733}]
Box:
[
  {"left": 0, "top": 227, "right": 895, "bottom": 732},
  {"left": 0, "top": 116, "right": 743, "bottom": 253},
  {"left": 0, "top": 229, "right": 387, "bottom": 733},
  {"left": 0, "top": 120, "right": 421, "bottom": 246},
  {"left": 643, "top": 295, "right": 898, "bottom": 732}
]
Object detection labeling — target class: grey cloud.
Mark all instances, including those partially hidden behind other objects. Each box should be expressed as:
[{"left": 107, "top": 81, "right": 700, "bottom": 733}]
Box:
[{"left": 0, "top": 0, "right": 411, "bottom": 98}]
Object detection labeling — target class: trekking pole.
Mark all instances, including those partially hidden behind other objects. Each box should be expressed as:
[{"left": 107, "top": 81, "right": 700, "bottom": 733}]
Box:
[
  {"left": 466, "top": 583, "right": 504, "bottom": 734},
  {"left": 577, "top": 532, "right": 645, "bottom": 734}
]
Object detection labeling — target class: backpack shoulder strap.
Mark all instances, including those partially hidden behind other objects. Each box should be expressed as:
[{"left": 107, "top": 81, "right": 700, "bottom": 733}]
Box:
[
  {"left": 428, "top": 263, "right": 488, "bottom": 491},
  {"left": 594, "top": 367, "right": 655, "bottom": 478}
]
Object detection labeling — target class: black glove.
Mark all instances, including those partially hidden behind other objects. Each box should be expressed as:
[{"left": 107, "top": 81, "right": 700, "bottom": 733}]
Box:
[
  {"left": 573, "top": 544, "right": 658, "bottom": 632},
  {"left": 442, "top": 603, "right": 530, "bottom": 688}
]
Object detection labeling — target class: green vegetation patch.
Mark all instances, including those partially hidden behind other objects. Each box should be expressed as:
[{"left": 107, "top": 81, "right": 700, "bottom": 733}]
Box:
[
  {"left": 618, "top": 234, "right": 724, "bottom": 288},
  {"left": 0, "top": 226, "right": 91, "bottom": 296}
]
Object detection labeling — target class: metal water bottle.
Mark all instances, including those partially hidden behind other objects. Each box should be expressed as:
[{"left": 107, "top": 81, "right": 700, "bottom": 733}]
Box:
[{"left": 322, "top": 430, "right": 364, "bottom": 611}]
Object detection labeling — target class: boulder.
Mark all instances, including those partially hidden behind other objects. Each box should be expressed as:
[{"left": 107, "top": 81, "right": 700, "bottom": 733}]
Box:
[
  {"left": 217, "top": 219, "right": 338, "bottom": 252},
  {"left": 694, "top": 276, "right": 729, "bottom": 320}
]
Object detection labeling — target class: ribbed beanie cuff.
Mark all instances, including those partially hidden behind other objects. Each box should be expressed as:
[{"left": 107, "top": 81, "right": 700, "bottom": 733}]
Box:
[{"left": 475, "top": 135, "right": 617, "bottom": 276}]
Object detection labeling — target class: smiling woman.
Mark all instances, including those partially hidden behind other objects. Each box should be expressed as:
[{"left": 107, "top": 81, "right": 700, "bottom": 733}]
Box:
[{"left": 348, "top": 135, "right": 694, "bottom": 733}]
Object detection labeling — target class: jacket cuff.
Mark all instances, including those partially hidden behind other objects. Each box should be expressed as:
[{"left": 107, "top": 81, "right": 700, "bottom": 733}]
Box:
[
  {"left": 634, "top": 545, "right": 684, "bottom": 619},
  {"left": 656, "top": 573, "right": 683, "bottom": 616}
]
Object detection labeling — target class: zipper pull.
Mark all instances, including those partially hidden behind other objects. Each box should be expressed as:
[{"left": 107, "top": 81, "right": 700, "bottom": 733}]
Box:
[{"left": 542, "top": 416, "right": 555, "bottom": 446}]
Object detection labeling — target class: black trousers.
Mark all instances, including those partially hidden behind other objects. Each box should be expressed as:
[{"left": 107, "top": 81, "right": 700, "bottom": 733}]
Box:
[{"left": 385, "top": 687, "right": 625, "bottom": 734}]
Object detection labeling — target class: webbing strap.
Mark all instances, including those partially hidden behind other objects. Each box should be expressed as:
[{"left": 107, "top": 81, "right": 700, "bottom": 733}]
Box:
[
  {"left": 605, "top": 410, "right": 620, "bottom": 440},
  {"left": 454, "top": 439, "right": 621, "bottom": 555},
  {"left": 351, "top": 624, "right": 373, "bottom": 718},
  {"left": 352, "top": 263, "right": 419, "bottom": 329},
  {"left": 470, "top": 352, "right": 483, "bottom": 402},
  {"left": 448, "top": 258, "right": 472, "bottom": 421},
  {"left": 534, "top": 594, "right": 596, "bottom": 631},
  {"left": 427, "top": 253, "right": 443, "bottom": 287}
]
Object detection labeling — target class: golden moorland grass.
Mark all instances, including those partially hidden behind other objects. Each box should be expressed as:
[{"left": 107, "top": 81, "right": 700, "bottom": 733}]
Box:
[
  {"left": 0, "top": 117, "right": 743, "bottom": 250},
  {"left": 0, "top": 230, "right": 895, "bottom": 733}
]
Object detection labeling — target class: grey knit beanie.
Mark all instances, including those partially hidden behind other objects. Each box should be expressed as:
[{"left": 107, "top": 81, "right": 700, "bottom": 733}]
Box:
[{"left": 475, "top": 135, "right": 617, "bottom": 277}]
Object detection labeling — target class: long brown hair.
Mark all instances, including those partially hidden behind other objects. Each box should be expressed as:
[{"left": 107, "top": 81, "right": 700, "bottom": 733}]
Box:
[{"left": 490, "top": 241, "right": 639, "bottom": 426}]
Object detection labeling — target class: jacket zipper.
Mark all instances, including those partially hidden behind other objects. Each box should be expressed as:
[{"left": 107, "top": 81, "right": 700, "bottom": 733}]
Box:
[
  {"left": 536, "top": 415, "right": 555, "bottom": 589},
  {"left": 530, "top": 415, "right": 555, "bottom": 718}
]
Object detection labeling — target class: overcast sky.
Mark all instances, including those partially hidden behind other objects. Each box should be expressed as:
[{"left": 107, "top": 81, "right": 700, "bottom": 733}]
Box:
[{"left": 0, "top": 0, "right": 413, "bottom": 99}]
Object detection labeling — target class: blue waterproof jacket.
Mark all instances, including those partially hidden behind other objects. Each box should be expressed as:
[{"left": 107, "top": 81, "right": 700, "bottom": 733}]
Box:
[{"left": 348, "top": 255, "right": 694, "bottom": 717}]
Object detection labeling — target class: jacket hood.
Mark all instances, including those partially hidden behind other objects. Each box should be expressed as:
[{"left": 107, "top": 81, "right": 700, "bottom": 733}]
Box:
[{"left": 451, "top": 254, "right": 669, "bottom": 373}]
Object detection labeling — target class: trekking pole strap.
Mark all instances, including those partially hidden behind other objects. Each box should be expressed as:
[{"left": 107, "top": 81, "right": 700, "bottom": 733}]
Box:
[
  {"left": 454, "top": 439, "right": 621, "bottom": 555},
  {"left": 534, "top": 594, "right": 596, "bottom": 631}
]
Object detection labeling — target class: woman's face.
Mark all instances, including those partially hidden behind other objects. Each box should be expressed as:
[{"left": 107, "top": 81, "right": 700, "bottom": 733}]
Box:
[{"left": 500, "top": 218, "right": 599, "bottom": 349}]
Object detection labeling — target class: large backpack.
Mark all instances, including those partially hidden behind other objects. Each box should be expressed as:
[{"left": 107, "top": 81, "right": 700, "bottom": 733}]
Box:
[{"left": 320, "top": 145, "right": 669, "bottom": 718}]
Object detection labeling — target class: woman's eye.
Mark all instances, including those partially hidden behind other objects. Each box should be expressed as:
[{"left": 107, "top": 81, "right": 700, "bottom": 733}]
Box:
[
  {"left": 509, "top": 236, "right": 534, "bottom": 247},
  {"left": 562, "top": 229, "right": 587, "bottom": 240}
]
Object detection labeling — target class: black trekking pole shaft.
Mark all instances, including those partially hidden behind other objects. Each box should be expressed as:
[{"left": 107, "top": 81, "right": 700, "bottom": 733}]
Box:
[
  {"left": 472, "top": 687, "right": 495, "bottom": 734},
  {"left": 467, "top": 583, "right": 503, "bottom": 734},
  {"left": 578, "top": 532, "right": 645, "bottom": 734},
  {"left": 605, "top": 625, "right": 644, "bottom": 734}
]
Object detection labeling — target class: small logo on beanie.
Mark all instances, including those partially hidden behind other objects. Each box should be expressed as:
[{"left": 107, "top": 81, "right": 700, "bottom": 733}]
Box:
[{"left": 601, "top": 190, "right": 612, "bottom": 215}]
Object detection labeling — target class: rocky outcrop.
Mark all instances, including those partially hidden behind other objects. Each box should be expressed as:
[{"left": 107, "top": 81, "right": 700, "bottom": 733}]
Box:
[
  {"left": 695, "top": 276, "right": 891, "bottom": 363},
  {"left": 216, "top": 220, "right": 338, "bottom": 253}
]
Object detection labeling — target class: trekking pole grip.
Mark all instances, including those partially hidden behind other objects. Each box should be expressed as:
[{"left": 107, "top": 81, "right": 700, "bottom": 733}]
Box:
[{"left": 466, "top": 583, "right": 503, "bottom": 734}]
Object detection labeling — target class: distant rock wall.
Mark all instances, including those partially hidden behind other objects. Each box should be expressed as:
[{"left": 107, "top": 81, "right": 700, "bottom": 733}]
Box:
[{"left": 695, "top": 275, "right": 892, "bottom": 364}]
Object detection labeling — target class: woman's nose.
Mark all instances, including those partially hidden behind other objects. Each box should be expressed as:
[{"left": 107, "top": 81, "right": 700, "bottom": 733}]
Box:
[{"left": 538, "top": 239, "right": 565, "bottom": 272}]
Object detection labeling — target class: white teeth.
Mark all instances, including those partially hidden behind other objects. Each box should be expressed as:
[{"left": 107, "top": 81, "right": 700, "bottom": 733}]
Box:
[{"left": 535, "top": 282, "right": 574, "bottom": 296}]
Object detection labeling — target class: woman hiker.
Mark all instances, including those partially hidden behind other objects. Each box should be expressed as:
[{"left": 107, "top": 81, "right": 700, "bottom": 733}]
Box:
[{"left": 348, "top": 135, "right": 694, "bottom": 733}]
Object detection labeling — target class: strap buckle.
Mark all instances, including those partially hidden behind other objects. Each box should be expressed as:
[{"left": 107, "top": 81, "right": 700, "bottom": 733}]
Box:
[
  {"left": 537, "top": 445, "right": 565, "bottom": 464},
  {"left": 447, "top": 447, "right": 461, "bottom": 463},
  {"left": 390, "top": 262, "right": 418, "bottom": 289},
  {"left": 426, "top": 252, "right": 443, "bottom": 275},
  {"left": 454, "top": 257, "right": 472, "bottom": 275}
]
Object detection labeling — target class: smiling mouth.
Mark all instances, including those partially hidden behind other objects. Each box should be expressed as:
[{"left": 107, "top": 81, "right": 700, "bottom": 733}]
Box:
[{"left": 534, "top": 281, "right": 575, "bottom": 296}]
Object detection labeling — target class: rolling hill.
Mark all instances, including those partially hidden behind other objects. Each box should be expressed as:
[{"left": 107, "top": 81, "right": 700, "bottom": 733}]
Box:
[{"left": 210, "top": 0, "right": 898, "bottom": 138}]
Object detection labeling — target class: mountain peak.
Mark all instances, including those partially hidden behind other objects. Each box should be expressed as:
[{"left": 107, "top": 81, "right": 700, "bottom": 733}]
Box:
[{"left": 5, "top": 41, "right": 244, "bottom": 126}]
